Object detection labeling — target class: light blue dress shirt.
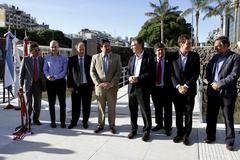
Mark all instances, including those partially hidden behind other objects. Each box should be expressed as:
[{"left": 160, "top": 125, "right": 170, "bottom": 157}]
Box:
[{"left": 43, "top": 53, "right": 68, "bottom": 80}]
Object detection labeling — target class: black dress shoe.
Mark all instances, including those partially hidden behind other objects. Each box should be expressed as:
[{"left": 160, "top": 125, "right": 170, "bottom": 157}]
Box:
[
  {"left": 128, "top": 132, "right": 137, "bottom": 139},
  {"left": 33, "top": 121, "right": 42, "bottom": 125},
  {"left": 203, "top": 138, "right": 215, "bottom": 144},
  {"left": 183, "top": 137, "right": 190, "bottom": 145},
  {"left": 226, "top": 144, "right": 234, "bottom": 151},
  {"left": 68, "top": 124, "right": 76, "bottom": 129},
  {"left": 50, "top": 123, "right": 57, "bottom": 128},
  {"left": 151, "top": 125, "right": 163, "bottom": 131},
  {"left": 61, "top": 123, "right": 66, "bottom": 128},
  {"left": 109, "top": 127, "right": 116, "bottom": 134},
  {"left": 142, "top": 132, "right": 150, "bottom": 142},
  {"left": 94, "top": 127, "right": 104, "bottom": 133},
  {"left": 173, "top": 135, "right": 183, "bottom": 143},
  {"left": 83, "top": 123, "right": 88, "bottom": 129}
]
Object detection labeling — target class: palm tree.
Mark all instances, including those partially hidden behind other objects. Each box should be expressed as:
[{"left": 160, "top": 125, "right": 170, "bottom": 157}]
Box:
[
  {"left": 233, "top": 0, "right": 240, "bottom": 42},
  {"left": 203, "top": 0, "right": 233, "bottom": 36},
  {"left": 145, "top": 0, "right": 179, "bottom": 43},
  {"left": 180, "top": 0, "right": 212, "bottom": 46}
]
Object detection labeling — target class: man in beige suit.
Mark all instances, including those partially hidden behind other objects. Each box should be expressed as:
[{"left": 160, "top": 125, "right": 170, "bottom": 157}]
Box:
[{"left": 90, "top": 39, "right": 121, "bottom": 134}]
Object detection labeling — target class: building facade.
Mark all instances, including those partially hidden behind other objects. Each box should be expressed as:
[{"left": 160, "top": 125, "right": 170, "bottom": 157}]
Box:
[{"left": 0, "top": 4, "right": 49, "bottom": 30}]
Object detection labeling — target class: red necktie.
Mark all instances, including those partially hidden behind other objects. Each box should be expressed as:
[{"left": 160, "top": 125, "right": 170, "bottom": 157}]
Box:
[
  {"left": 156, "top": 59, "right": 162, "bottom": 84},
  {"left": 34, "top": 58, "right": 38, "bottom": 82}
]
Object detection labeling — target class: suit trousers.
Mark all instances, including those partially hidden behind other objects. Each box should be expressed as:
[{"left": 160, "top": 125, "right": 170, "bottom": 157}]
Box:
[
  {"left": 151, "top": 86, "right": 172, "bottom": 131},
  {"left": 95, "top": 86, "right": 118, "bottom": 128},
  {"left": 206, "top": 90, "right": 236, "bottom": 145},
  {"left": 173, "top": 91, "right": 195, "bottom": 137},
  {"left": 70, "top": 83, "right": 92, "bottom": 125},
  {"left": 129, "top": 87, "right": 152, "bottom": 133},
  {"left": 26, "top": 80, "right": 42, "bottom": 122},
  {"left": 46, "top": 78, "right": 66, "bottom": 125}
]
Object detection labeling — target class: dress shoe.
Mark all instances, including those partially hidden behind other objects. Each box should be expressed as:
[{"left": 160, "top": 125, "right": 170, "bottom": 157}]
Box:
[
  {"left": 61, "top": 123, "right": 66, "bottom": 128},
  {"left": 142, "top": 132, "right": 150, "bottom": 142},
  {"left": 33, "top": 121, "right": 42, "bottom": 125},
  {"left": 50, "top": 123, "right": 57, "bottom": 128},
  {"left": 68, "top": 124, "right": 76, "bottom": 129},
  {"left": 226, "top": 144, "right": 234, "bottom": 151},
  {"left": 128, "top": 132, "right": 137, "bottom": 139},
  {"left": 151, "top": 125, "right": 163, "bottom": 131},
  {"left": 183, "top": 137, "right": 190, "bottom": 145},
  {"left": 83, "top": 123, "right": 88, "bottom": 129},
  {"left": 109, "top": 127, "right": 116, "bottom": 134},
  {"left": 173, "top": 135, "right": 183, "bottom": 143},
  {"left": 203, "top": 138, "right": 215, "bottom": 144},
  {"left": 94, "top": 127, "right": 104, "bottom": 133}
]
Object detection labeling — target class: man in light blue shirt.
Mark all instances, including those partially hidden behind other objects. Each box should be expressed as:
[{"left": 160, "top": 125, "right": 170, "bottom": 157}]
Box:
[{"left": 44, "top": 40, "right": 68, "bottom": 128}]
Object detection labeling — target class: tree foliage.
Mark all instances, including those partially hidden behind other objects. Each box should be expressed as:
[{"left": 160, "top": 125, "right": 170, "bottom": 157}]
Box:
[
  {"left": 138, "top": 12, "right": 192, "bottom": 47},
  {"left": 0, "top": 27, "right": 71, "bottom": 48}
]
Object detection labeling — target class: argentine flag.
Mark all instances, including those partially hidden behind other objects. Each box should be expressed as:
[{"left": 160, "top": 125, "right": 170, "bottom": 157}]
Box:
[{"left": 4, "top": 32, "right": 14, "bottom": 90}]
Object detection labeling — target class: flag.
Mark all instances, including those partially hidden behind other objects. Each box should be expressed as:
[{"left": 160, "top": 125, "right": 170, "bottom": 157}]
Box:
[
  {"left": 4, "top": 31, "right": 14, "bottom": 90},
  {"left": 13, "top": 37, "right": 20, "bottom": 96}
]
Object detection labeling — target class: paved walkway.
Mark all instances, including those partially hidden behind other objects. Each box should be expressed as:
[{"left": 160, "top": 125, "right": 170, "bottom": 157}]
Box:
[{"left": 0, "top": 85, "right": 240, "bottom": 160}]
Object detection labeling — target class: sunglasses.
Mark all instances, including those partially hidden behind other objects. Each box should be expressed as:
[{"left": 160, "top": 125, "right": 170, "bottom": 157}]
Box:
[{"left": 34, "top": 49, "right": 40, "bottom": 52}]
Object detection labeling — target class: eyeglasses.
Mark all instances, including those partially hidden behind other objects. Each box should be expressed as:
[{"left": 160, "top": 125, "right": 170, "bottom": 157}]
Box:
[{"left": 34, "top": 49, "right": 40, "bottom": 52}]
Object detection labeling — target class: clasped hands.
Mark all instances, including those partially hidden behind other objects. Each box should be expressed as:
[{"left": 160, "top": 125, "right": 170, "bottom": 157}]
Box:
[
  {"left": 178, "top": 85, "right": 188, "bottom": 94},
  {"left": 98, "top": 82, "right": 114, "bottom": 89},
  {"left": 211, "top": 82, "right": 220, "bottom": 91},
  {"left": 47, "top": 75, "right": 55, "bottom": 81},
  {"left": 128, "top": 76, "right": 138, "bottom": 84}
]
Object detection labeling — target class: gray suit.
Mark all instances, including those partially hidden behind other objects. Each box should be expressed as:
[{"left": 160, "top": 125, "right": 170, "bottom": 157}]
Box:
[
  {"left": 20, "top": 56, "right": 45, "bottom": 123},
  {"left": 206, "top": 50, "right": 240, "bottom": 145},
  {"left": 90, "top": 52, "right": 121, "bottom": 128}
]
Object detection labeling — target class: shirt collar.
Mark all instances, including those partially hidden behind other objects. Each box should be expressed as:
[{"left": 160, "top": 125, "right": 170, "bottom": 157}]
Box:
[
  {"left": 101, "top": 52, "right": 111, "bottom": 58},
  {"left": 135, "top": 50, "right": 144, "bottom": 59}
]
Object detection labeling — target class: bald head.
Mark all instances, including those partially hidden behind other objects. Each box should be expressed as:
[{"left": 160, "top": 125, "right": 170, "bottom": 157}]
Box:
[{"left": 50, "top": 40, "right": 59, "bottom": 55}]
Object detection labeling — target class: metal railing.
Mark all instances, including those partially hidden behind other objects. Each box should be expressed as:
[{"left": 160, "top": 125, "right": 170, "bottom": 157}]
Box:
[{"left": 118, "top": 66, "right": 128, "bottom": 88}]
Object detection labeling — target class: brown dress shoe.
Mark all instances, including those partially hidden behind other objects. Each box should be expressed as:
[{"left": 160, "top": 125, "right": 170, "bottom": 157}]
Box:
[
  {"left": 226, "top": 144, "right": 234, "bottom": 151},
  {"left": 109, "top": 127, "right": 116, "bottom": 134},
  {"left": 94, "top": 127, "right": 104, "bottom": 133}
]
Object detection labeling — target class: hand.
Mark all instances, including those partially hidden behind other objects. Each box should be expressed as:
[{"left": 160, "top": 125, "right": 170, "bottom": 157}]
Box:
[
  {"left": 178, "top": 86, "right": 188, "bottom": 94},
  {"left": 19, "top": 88, "right": 24, "bottom": 94},
  {"left": 68, "top": 88, "right": 73, "bottom": 92},
  {"left": 47, "top": 75, "right": 55, "bottom": 81},
  {"left": 128, "top": 76, "right": 138, "bottom": 84},
  {"left": 211, "top": 82, "right": 220, "bottom": 91}
]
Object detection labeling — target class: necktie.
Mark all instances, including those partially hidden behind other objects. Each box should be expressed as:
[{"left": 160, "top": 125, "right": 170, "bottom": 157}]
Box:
[
  {"left": 33, "top": 58, "right": 38, "bottom": 82},
  {"left": 103, "top": 55, "right": 108, "bottom": 74},
  {"left": 156, "top": 59, "right": 162, "bottom": 84},
  {"left": 79, "top": 57, "right": 83, "bottom": 84}
]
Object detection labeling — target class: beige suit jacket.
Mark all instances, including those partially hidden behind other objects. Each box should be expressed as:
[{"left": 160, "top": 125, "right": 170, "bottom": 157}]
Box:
[{"left": 90, "top": 52, "right": 121, "bottom": 94}]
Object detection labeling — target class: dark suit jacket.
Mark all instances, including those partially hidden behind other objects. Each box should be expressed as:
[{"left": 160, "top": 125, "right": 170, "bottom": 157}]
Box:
[
  {"left": 206, "top": 50, "right": 240, "bottom": 98},
  {"left": 171, "top": 51, "right": 200, "bottom": 96},
  {"left": 128, "top": 51, "right": 155, "bottom": 93},
  {"left": 67, "top": 54, "right": 94, "bottom": 89},
  {"left": 20, "top": 56, "right": 46, "bottom": 92},
  {"left": 153, "top": 53, "right": 173, "bottom": 89}
]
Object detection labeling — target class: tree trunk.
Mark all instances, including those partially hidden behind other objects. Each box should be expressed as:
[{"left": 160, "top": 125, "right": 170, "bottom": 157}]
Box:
[
  {"left": 161, "top": 19, "right": 164, "bottom": 43},
  {"left": 195, "top": 11, "right": 199, "bottom": 46},
  {"left": 221, "top": 15, "right": 224, "bottom": 36}
]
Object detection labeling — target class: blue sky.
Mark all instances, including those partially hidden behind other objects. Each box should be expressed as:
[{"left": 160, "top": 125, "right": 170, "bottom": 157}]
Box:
[{"left": 1, "top": 0, "right": 220, "bottom": 42}]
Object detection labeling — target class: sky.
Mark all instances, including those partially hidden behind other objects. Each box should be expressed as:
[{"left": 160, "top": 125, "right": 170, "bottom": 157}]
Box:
[{"left": 1, "top": 0, "right": 220, "bottom": 42}]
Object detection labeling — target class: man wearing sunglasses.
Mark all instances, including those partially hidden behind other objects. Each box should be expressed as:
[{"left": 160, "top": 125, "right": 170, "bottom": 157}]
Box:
[{"left": 20, "top": 42, "right": 46, "bottom": 126}]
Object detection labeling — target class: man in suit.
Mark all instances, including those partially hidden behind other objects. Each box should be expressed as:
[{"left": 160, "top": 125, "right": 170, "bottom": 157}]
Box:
[
  {"left": 44, "top": 40, "right": 68, "bottom": 128},
  {"left": 90, "top": 39, "right": 121, "bottom": 134},
  {"left": 151, "top": 42, "right": 173, "bottom": 136},
  {"left": 127, "top": 37, "right": 155, "bottom": 141},
  {"left": 67, "top": 42, "right": 94, "bottom": 129},
  {"left": 20, "top": 42, "right": 46, "bottom": 126},
  {"left": 204, "top": 36, "right": 240, "bottom": 151},
  {"left": 171, "top": 34, "right": 200, "bottom": 145}
]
